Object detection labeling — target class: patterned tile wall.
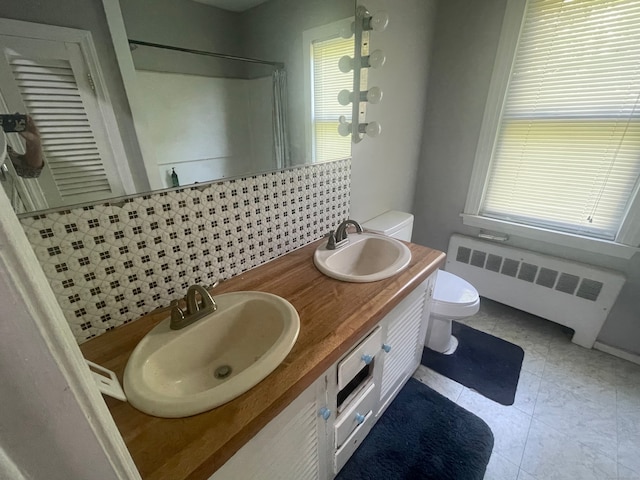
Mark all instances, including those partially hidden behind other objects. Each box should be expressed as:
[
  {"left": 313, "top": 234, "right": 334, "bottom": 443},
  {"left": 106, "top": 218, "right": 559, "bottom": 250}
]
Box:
[{"left": 20, "top": 159, "right": 351, "bottom": 344}]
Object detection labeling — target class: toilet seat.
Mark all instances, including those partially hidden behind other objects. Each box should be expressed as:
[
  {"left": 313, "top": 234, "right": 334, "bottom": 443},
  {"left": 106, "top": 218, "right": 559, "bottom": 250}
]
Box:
[{"left": 431, "top": 270, "right": 480, "bottom": 318}]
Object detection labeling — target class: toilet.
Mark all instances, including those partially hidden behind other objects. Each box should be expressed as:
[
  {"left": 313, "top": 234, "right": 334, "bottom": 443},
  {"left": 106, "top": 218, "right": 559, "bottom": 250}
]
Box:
[
  {"left": 361, "top": 211, "right": 480, "bottom": 355},
  {"left": 427, "top": 270, "right": 479, "bottom": 354}
]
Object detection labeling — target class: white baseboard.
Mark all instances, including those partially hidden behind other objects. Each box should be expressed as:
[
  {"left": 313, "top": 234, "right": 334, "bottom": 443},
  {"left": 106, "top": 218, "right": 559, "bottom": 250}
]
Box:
[{"left": 594, "top": 341, "right": 640, "bottom": 366}]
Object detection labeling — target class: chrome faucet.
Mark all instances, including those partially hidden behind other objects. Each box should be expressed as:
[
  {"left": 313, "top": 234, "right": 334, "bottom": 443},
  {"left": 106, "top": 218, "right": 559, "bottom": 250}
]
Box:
[
  {"left": 170, "top": 282, "right": 218, "bottom": 330},
  {"left": 327, "top": 219, "right": 363, "bottom": 250}
]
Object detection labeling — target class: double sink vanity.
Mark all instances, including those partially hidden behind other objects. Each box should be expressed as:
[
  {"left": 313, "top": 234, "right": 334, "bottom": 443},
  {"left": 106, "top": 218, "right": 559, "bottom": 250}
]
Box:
[{"left": 81, "top": 231, "right": 445, "bottom": 479}]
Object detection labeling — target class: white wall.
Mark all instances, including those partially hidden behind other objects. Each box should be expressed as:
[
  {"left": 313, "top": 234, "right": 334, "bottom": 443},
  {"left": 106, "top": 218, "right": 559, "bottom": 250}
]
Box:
[
  {"left": 0, "top": 187, "right": 136, "bottom": 479},
  {"left": 411, "top": 0, "right": 640, "bottom": 355},
  {"left": 246, "top": 76, "right": 276, "bottom": 171},
  {"left": 349, "top": 0, "right": 438, "bottom": 225}
]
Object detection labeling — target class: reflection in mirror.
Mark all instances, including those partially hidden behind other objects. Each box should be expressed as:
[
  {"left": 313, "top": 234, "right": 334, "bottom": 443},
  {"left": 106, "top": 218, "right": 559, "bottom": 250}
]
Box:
[
  {"left": 129, "top": 41, "right": 288, "bottom": 189},
  {"left": 0, "top": 0, "right": 355, "bottom": 215}
]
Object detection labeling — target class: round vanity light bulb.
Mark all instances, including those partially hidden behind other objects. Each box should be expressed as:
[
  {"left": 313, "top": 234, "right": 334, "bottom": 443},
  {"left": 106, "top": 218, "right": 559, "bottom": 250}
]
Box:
[
  {"left": 339, "top": 55, "right": 354, "bottom": 73},
  {"left": 368, "top": 49, "right": 386, "bottom": 69},
  {"left": 363, "top": 121, "right": 382, "bottom": 137},
  {"left": 341, "top": 22, "right": 355, "bottom": 39},
  {"left": 338, "top": 89, "right": 353, "bottom": 106},
  {"left": 337, "top": 121, "right": 352, "bottom": 137},
  {"left": 366, "top": 86, "right": 383, "bottom": 104},
  {"left": 370, "top": 11, "right": 389, "bottom": 32}
]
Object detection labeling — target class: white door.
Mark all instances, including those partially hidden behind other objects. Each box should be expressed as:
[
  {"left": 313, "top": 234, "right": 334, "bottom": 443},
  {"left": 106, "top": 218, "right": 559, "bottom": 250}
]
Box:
[{"left": 0, "top": 30, "right": 129, "bottom": 209}]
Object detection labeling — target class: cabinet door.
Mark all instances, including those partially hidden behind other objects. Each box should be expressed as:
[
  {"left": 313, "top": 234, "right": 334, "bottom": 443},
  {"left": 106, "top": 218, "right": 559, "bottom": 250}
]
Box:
[
  {"left": 378, "top": 275, "right": 435, "bottom": 413},
  {"left": 210, "top": 375, "right": 330, "bottom": 480}
]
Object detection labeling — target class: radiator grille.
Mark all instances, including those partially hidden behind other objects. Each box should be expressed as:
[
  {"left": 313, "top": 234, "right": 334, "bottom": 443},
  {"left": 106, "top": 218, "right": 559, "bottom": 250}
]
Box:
[
  {"left": 501, "top": 258, "right": 519, "bottom": 277},
  {"left": 446, "top": 234, "right": 626, "bottom": 348},
  {"left": 455, "top": 245, "right": 605, "bottom": 302}
]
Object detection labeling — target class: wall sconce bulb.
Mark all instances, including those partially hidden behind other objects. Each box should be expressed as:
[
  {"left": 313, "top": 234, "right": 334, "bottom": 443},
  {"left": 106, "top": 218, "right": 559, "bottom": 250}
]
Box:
[
  {"left": 339, "top": 55, "right": 354, "bottom": 73},
  {"left": 366, "top": 86, "right": 383, "bottom": 104},
  {"left": 359, "top": 121, "right": 381, "bottom": 137},
  {"left": 363, "top": 11, "right": 389, "bottom": 32},
  {"left": 338, "top": 89, "right": 353, "bottom": 106},
  {"left": 367, "top": 50, "right": 386, "bottom": 69},
  {"left": 337, "top": 116, "right": 352, "bottom": 137},
  {"left": 340, "top": 22, "right": 355, "bottom": 39}
]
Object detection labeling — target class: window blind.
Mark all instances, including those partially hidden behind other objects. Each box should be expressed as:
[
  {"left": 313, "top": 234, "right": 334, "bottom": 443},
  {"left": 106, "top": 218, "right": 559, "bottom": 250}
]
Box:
[
  {"left": 482, "top": 0, "right": 640, "bottom": 240},
  {"left": 312, "top": 35, "right": 353, "bottom": 162}
]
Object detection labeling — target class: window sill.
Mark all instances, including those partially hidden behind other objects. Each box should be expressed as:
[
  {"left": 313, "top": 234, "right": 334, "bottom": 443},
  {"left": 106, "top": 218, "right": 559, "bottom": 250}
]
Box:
[{"left": 461, "top": 214, "right": 640, "bottom": 260}]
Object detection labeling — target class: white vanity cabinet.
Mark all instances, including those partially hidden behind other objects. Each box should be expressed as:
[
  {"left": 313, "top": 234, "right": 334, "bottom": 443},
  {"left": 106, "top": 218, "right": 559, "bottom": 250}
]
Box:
[
  {"left": 209, "top": 274, "right": 435, "bottom": 480},
  {"left": 378, "top": 276, "right": 435, "bottom": 414},
  {"left": 209, "top": 373, "right": 331, "bottom": 480},
  {"left": 332, "top": 275, "right": 435, "bottom": 474}
]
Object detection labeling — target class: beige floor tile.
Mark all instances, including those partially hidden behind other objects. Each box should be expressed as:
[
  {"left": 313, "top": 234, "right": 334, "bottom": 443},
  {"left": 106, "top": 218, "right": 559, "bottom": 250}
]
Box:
[
  {"left": 424, "top": 300, "right": 640, "bottom": 479},
  {"left": 516, "top": 469, "right": 537, "bottom": 480},
  {"left": 618, "top": 434, "right": 640, "bottom": 475},
  {"left": 484, "top": 452, "right": 520, "bottom": 480},
  {"left": 411, "top": 364, "right": 463, "bottom": 402},
  {"left": 618, "top": 464, "right": 640, "bottom": 479},
  {"left": 457, "top": 387, "right": 532, "bottom": 466},
  {"left": 533, "top": 381, "right": 617, "bottom": 458},
  {"left": 512, "top": 370, "right": 541, "bottom": 416},
  {"left": 521, "top": 419, "right": 617, "bottom": 480}
]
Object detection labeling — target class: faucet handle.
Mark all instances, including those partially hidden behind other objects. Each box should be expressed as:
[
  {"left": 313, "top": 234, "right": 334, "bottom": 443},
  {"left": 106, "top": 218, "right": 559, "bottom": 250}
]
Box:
[
  {"left": 170, "top": 299, "right": 185, "bottom": 325},
  {"left": 327, "top": 230, "right": 337, "bottom": 249}
]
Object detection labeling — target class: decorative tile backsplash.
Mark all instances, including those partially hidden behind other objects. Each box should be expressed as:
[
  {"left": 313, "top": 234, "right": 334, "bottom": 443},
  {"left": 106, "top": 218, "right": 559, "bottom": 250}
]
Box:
[{"left": 20, "top": 159, "right": 351, "bottom": 343}]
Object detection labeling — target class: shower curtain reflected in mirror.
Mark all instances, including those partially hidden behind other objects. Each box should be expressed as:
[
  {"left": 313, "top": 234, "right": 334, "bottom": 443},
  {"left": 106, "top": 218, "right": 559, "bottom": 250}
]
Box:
[{"left": 272, "top": 69, "right": 290, "bottom": 169}]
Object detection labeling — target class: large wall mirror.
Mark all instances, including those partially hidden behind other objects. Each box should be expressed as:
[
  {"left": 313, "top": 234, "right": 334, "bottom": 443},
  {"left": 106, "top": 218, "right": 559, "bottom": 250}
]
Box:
[{"left": 0, "top": 0, "right": 355, "bottom": 215}]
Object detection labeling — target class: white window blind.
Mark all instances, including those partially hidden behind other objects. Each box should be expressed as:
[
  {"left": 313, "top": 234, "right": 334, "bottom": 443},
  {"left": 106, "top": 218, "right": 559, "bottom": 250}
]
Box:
[
  {"left": 311, "top": 35, "right": 353, "bottom": 162},
  {"left": 482, "top": 0, "right": 640, "bottom": 241}
]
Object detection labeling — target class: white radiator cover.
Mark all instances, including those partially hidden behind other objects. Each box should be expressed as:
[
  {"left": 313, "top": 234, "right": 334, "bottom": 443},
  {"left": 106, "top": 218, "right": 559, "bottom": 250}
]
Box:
[{"left": 446, "top": 234, "right": 626, "bottom": 348}]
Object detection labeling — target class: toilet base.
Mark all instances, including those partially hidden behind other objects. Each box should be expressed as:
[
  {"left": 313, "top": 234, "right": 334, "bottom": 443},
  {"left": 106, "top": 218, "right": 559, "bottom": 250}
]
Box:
[
  {"left": 441, "top": 335, "right": 459, "bottom": 355},
  {"left": 427, "top": 333, "right": 459, "bottom": 355},
  {"left": 426, "top": 316, "right": 462, "bottom": 354}
]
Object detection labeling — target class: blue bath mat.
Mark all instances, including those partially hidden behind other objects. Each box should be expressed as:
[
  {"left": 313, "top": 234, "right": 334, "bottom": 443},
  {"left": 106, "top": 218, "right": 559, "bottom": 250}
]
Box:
[
  {"left": 336, "top": 377, "right": 494, "bottom": 480},
  {"left": 421, "top": 321, "right": 524, "bottom": 405}
]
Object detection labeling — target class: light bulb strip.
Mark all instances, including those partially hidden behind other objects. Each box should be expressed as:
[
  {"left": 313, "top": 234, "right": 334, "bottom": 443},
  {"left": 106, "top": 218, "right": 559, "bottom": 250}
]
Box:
[
  {"left": 343, "top": 5, "right": 386, "bottom": 143},
  {"left": 350, "top": 6, "right": 367, "bottom": 143}
]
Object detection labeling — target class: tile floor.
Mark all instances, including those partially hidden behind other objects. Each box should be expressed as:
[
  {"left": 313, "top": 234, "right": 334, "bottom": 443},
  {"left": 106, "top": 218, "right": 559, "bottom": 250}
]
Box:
[{"left": 412, "top": 299, "right": 640, "bottom": 480}]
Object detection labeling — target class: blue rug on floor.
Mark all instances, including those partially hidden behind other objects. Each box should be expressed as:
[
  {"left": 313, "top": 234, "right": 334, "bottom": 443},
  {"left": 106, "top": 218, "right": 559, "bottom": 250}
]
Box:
[
  {"left": 336, "top": 377, "right": 494, "bottom": 480},
  {"left": 421, "top": 321, "right": 524, "bottom": 405}
]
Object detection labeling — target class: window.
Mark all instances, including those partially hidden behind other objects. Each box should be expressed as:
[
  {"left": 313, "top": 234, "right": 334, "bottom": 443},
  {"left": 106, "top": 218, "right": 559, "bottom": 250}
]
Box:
[
  {"left": 464, "top": 0, "right": 640, "bottom": 257},
  {"left": 303, "top": 20, "right": 354, "bottom": 163}
]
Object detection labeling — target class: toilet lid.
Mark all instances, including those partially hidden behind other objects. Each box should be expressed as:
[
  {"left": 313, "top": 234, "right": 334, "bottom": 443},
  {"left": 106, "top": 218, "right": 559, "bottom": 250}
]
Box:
[{"left": 434, "top": 270, "right": 478, "bottom": 306}]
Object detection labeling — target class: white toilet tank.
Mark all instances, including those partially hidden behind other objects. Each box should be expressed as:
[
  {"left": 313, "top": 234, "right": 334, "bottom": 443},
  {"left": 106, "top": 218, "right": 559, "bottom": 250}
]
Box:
[{"left": 361, "top": 210, "right": 414, "bottom": 241}]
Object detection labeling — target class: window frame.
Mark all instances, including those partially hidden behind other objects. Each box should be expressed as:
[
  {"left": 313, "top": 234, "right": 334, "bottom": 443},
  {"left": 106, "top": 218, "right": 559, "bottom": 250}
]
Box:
[
  {"left": 463, "top": 0, "right": 640, "bottom": 259},
  {"left": 302, "top": 18, "right": 353, "bottom": 164}
]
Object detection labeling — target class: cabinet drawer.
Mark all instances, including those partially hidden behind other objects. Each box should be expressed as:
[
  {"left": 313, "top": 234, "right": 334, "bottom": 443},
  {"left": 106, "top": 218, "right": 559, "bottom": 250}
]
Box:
[
  {"left": 333, "top": 403, "right": 376, "bottom": 474},
  {"left": 338, "top": 327, "right": 382, "bottom": 390},
  {"left": 334, "top": 381, "right": 376, "bottom": 449}
]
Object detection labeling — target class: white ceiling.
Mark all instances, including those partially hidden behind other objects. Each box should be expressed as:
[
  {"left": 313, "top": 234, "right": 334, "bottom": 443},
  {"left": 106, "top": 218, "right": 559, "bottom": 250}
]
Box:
[{"left": 191, "top": 0, "right": 270, "bottom": 12}]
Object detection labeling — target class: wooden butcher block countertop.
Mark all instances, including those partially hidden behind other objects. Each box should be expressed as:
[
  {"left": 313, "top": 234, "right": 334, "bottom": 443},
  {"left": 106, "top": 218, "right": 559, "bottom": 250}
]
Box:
[{"left": 81, "top": 238, "right": 445, "bottom": 479}]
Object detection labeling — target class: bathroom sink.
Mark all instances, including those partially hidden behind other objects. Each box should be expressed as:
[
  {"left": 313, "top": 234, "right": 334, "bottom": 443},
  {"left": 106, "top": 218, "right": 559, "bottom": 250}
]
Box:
[
  {"left": 314, "top": 232, "right": 411, "bottom": 282},
  {"left": 123, "top": 291, "right": 300, "bottom": 418}
]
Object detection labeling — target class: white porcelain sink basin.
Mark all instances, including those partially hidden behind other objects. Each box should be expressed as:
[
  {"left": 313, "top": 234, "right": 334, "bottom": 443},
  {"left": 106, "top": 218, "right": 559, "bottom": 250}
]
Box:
[
  {"left": 123, "top": 291, "right": 300, "bottom": 418},
  {"left": 314, "top": 232, "right": 411, "bottom": 282}
]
